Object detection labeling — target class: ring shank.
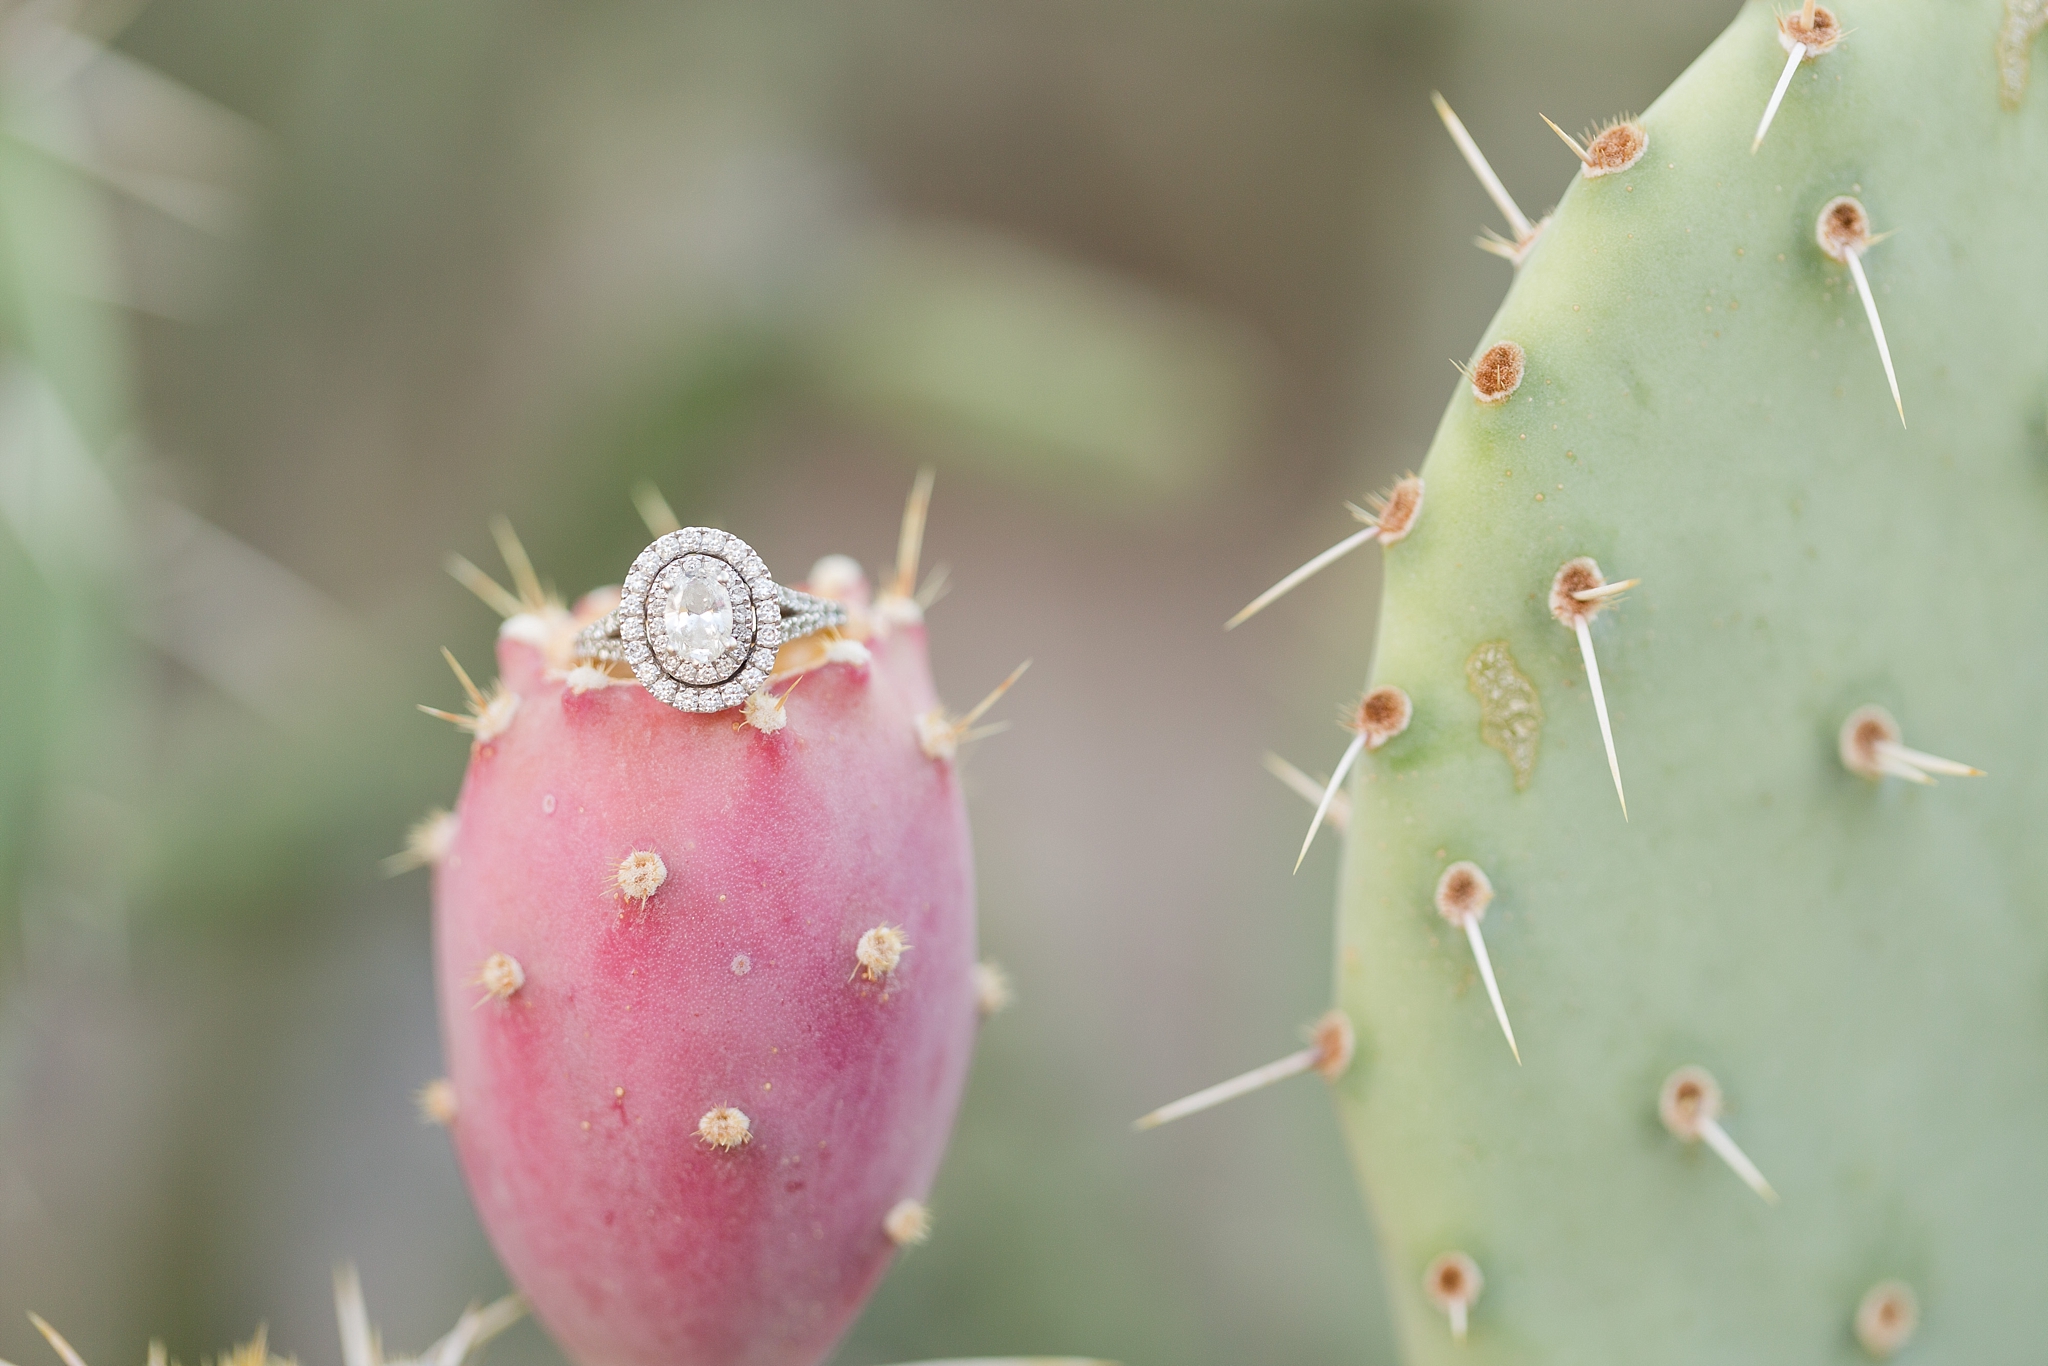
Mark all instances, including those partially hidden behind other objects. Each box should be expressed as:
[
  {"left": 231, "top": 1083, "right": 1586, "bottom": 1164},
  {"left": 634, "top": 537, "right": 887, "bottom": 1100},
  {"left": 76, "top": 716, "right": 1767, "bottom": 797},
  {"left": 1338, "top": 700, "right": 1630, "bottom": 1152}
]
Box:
[{"left": 573, "top": 584, "right": 847, "bottom": 674}]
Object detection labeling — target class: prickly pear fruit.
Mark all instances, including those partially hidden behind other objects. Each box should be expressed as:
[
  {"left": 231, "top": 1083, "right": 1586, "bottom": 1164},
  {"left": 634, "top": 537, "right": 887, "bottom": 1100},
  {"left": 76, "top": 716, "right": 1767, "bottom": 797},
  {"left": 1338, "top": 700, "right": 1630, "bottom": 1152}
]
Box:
[
  {"left": 1315, "top": 2, "right": 2048, "bottom": 1362},
  {"left": 427, "top": 517, "right": 983, "bottom": 1366}
]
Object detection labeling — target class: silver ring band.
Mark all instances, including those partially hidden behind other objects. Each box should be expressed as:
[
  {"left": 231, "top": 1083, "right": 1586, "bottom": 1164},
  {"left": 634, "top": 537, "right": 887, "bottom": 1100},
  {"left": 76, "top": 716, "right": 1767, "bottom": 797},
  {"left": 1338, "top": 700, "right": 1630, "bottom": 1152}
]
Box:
[
  {"left": 572, "top": 584, "right": 846, "bottom": 666},
  {"left": 571, "top": 527, "right": 848, "bottom": 714}
]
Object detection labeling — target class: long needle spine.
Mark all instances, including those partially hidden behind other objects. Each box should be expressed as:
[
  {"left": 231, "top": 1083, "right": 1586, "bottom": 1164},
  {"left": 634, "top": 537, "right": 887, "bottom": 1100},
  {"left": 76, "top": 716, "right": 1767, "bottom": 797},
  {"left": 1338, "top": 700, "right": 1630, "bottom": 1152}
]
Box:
[
  {"left": 446, "top": 553, "right": 523, "bottom": 619},
  {"left": 1840, "top": 706, "right": 1985, "bottom": 784},
  {"left": 1844, "top": 249, "right": 1905, "bottom": 426},
  {"left": 1295, "top": 731, "right": 1366, "bottom": 873},
  {"left": 1227, "top": 524, "right": 1379, "bottom": 630},
  {"left": 1660, "top": 1066, "right": 1778, "bottom": 1204},
  {"left": 1132, "top": 1046, "right": 1321, "bottom": 1130},
  {"left": 1817, "top": 199, "right": 1904, "bottom": 427},
  {"left": 1132, "top": 1012, "right": 1353, "bottom": 1131},
  {"left": 28, "top": 1315, "right": 91, "bottom": 1366},
  {"left": 1462, "top": 918, "right": 1519, "bottom": 1064},
  {"left": 892, "top": 466, "right": 937, "bottom": 600},
  {"left": 1877, "top": 742, "right": 1982, "bottom": 777},
  {"left": 961, "top": 659, "right": 1029, "bottom": 730},
  {"left": 1432, "top": 91, "right": 1532, "bottom": 239},
  {"left": 1573, "top": 619, "right": 1628, "bottom": 820},
  {"left": 489, "top": 516, "right": 545, "bottom": 610},
  {"left": 1263, "top": 752, "right": 1350, "bottom": 836},
  {"left": 1539, "top": 113, "right": 1589, "bottom": 163},
  {"left": 1700, "top": 1117, "right": 1779, "bottom": 1204},
  {"left": 632, "top": 482, "right": 682, "bottom": 537},
  {"left": 1753, "top": 43, "right": 1805, "bottom": 151}
]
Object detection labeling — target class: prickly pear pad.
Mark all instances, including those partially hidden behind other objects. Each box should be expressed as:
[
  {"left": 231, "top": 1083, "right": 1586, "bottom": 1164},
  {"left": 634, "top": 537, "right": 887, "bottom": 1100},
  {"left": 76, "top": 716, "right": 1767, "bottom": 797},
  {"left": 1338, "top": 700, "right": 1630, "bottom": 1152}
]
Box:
[{"left": 1335, "top": 2, "right": 2048, "bottom": 1360}]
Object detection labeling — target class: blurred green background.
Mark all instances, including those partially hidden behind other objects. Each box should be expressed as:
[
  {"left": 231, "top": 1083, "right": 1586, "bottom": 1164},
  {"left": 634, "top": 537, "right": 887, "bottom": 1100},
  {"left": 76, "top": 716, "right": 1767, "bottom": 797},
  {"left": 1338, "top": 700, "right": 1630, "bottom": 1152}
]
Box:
[{"left": 0, "top": 2, "right": 1731, "bottom": 1362}]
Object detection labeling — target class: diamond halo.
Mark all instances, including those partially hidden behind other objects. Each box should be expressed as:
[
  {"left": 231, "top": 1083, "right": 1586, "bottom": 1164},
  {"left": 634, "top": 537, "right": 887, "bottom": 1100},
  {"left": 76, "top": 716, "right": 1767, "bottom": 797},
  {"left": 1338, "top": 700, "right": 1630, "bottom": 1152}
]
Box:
[{"left": 619, "top": 528, "right": 782, "bottom": 713}]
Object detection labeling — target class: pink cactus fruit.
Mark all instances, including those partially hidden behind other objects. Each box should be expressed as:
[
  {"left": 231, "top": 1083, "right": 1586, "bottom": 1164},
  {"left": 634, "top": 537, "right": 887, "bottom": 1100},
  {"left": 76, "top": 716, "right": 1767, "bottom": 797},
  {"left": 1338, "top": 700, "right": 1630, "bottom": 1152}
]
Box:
[{"left": 423, "top": 483, "right": 1012, "bottom": 1366}]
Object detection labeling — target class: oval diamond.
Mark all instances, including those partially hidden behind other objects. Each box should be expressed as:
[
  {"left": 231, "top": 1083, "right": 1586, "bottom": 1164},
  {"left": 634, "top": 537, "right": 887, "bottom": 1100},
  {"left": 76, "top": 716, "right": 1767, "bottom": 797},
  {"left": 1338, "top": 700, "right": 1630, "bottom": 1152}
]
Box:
[{"left": 666, "top": 572, "right": 734, "bottom": 665}]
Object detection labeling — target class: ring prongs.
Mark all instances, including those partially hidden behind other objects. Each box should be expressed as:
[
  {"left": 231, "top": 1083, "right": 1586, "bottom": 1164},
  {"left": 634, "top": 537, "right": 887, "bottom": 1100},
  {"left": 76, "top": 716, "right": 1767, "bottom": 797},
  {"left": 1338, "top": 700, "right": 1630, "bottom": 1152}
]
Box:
[
  {"left": 1226, "top": 475, "right": 1423, "bottom": 629},
  {"left": 1431, "top": 92, "right": 1544, "bottom": 266},
  {"left": 1435, "top": 862, "right": 1518, "bottom": 1064},
  {"left": 1659, "top": 1064, "right": 1778, "bottom": 1204},
  {"left": 1550, "top": 558, "right": 1635, "bottom": 820},
  {"left": 1839, "top": 704, "right": 1985, "bottom": 785},
  {"left": 1816, "top": 196, "right": 1904, "bottom": 427},
  {"left": 1294, "top": 686, "right": 1411, "bottom": 872},
  {"left": 1132, "top": 1010, "right": 1355, "bottom": 1131}
]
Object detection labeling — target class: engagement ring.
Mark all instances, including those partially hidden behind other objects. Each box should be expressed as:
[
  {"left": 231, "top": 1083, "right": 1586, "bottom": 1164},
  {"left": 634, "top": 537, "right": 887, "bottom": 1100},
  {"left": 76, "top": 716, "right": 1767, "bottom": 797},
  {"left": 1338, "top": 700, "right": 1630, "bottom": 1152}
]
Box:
[{"left": 572, "top": 527, "right": 847, "bottom": 713}]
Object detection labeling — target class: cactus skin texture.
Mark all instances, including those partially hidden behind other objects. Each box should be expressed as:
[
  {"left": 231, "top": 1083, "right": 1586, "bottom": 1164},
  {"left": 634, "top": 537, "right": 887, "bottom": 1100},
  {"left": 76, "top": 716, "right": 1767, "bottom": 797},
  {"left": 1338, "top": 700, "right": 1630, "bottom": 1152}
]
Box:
[
  {"left": 433, "top": 580, "right": 975, "bottom": 1366},
  {"left": 1330, "top": 2, "right": 2048, "bottom": 1361}
]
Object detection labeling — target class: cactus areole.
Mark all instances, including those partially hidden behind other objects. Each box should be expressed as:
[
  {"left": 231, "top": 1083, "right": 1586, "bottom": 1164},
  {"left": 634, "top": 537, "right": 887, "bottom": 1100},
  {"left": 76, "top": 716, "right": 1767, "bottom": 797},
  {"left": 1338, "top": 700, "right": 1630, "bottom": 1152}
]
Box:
[{"left": 432, "top": 547, "right": 978, "bottom": 1366}]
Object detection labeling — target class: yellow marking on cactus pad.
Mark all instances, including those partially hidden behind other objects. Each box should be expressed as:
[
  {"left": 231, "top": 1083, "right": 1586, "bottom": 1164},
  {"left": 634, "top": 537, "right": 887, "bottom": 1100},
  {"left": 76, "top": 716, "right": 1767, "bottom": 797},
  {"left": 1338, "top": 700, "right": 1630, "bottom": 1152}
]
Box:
[
  {"left": 1465, "top": 641, "right": 1542, "bottom": 791},
  {"left": 2000, "top": 0, "right": 2047, "bottom": 108}
]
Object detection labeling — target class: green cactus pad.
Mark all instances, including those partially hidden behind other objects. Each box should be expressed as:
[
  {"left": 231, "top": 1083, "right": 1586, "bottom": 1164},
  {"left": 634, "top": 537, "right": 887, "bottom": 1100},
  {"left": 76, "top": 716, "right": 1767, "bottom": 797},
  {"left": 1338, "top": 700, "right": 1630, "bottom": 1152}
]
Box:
[{"left": 1332, "top": 2, "right": 2048, "bottom": 1361}]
